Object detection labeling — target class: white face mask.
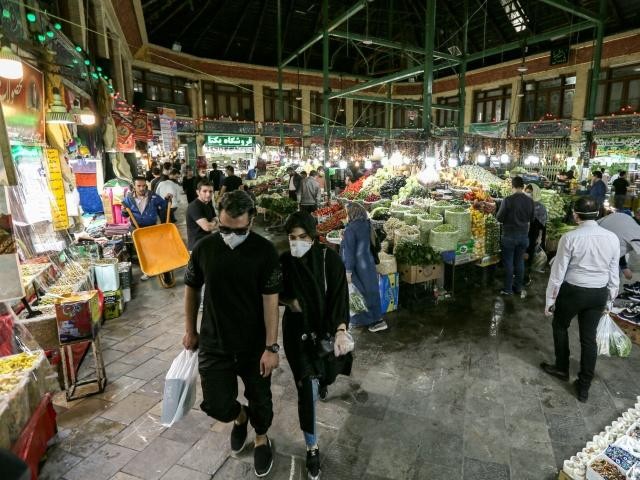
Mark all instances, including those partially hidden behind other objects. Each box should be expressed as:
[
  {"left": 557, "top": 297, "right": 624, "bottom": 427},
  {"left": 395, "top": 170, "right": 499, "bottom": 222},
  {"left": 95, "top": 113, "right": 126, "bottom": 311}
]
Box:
[
  {"left": 221, "top": 232, "right": 249, "bottom": 249},
  {"left": 290, "top": 239, "right": 312, "bottom": 258}
]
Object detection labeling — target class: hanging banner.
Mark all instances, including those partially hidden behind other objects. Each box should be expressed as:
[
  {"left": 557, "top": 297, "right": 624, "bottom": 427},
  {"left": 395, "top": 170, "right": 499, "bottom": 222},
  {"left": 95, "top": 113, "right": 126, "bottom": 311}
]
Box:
[
  {"left": 10, "top": 145, "right": 51, "bottom": 224},
  {"left": 45, "top": 149, "right": 69, "bottom": 230},
  {"left": 264, "top": 137, "right": 301, "bottom": 147},
  {"left": 468, "top": 121, "right": 509, "bottom": 138},
  {"left": 205, "top": 134, "right": 255, "bottom": 148},
  {"left": 132, "top": 111, "right": 152, "bottom": 141},
  {"left": 112, "top": 114, "right": 135, "bottom": 153},
  {"left": 0, "top": 62, "right": 46, "bottom": 145},
  {"left": 159, "top": 108, "right": 178, "bottom": 153},
  {"left": 0, "top": 186, "right": 23, "bottom": 301},
  {"left": 594, "top": 136, "right": 640, "bottom": 158}
]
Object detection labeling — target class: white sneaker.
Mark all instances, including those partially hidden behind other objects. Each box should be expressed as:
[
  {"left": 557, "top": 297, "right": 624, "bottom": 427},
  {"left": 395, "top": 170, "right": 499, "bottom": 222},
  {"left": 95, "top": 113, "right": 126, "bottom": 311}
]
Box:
[
  {"left": 368, "top": 320, "right": 388, "bottom": 332},
  {"left": 140, "top": 274, "right": 149, "bottom": 281}
]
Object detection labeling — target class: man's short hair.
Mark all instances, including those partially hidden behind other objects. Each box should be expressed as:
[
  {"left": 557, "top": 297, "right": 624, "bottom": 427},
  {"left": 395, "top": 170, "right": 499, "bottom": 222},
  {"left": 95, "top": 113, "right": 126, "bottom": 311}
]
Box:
[
  {"left": 211, "top": 162, "right": 217, "bottom": 169},
  {"left": 533, "top": 167, "right": 540, "bottom": 173},
  {"left": 309, "top": 170, "right": 317, "bottom": 177},
  {"left": 152, "top": 167, "right": 161, "bottom": 175},
  {"left": 593, "top": 170, "right": 603, "bottom": 179},
  {"left": 574, "top": 196, "right": 599, "bottom": 220},
  {"left": 619, "top": 170, "right": 626, "bottom": 176},
  {"left": 197, "top": 179, "right": 213, "bottom": 190},
  {"left": 301, "top": 171, "right": 307, "bottom": 178},
  {"left": 225, "top": 165, "right": 234, "bottom": 174},
  {"left": 512, "top": 176, "right": 524, "bottom": 189},
  {"left": 170, "top": 168, "right": 180, "bottom": 176},
  {"left": 218, "top": 190, "right": 255, "bottom": 218},
  {"left": 133, "top": 176, "right": 146, "bottom": 184},
  {"left": 162, "top": 161, "right": 172, "bottom": 171}
]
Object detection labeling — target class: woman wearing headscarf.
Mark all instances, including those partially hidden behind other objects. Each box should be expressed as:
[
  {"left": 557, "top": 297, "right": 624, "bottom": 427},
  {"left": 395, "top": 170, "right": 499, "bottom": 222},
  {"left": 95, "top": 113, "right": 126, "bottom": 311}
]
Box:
[
  {"left": 525, "top": 183, "right": 548, "bottom": 284},
  {"left": 341, "top": 202, "right": 387, "bottom": 332},
  {"left": 280, "top": 211, "right": 353, "bottom": 480}
]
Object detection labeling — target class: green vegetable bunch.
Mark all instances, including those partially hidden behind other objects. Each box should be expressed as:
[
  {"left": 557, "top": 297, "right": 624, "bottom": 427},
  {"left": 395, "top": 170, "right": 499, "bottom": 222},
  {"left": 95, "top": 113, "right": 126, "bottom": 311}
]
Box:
[{"left": 395, "top": 241, "right": 442, "bottom": 266}]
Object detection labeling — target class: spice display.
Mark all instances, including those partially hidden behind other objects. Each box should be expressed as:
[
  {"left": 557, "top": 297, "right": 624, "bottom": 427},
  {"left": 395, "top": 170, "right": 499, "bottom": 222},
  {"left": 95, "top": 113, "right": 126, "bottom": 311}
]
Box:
[
  {"left": 383, "top": 218, "right": 405, "bottom": 237},
  {"left": 430, "top": 200, "right": 455, "bottom": 217},
  {"left": 418, "top": 214, "right": 443, "bottom": 244},
  {"left": 590, "top": 459, "right": 625, "bottom": 479},
  {"left": 403, "top": 212, "right": 419, "bottom": 226}
]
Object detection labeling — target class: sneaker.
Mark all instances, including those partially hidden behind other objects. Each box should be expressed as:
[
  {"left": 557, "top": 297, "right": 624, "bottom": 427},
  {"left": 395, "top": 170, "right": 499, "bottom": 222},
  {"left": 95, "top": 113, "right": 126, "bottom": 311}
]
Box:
[
  {"left": 254, "top": 437, "right": 273, "bottom": 477},
  {"left": 618, "top": 307, "right": 640, "bottom": 325},
  {"left": 230, "top": 406, "right": 249, "bottom": 455},
  {"left": 624, "top": 284, "right": 640, "bottom": 294},
  {"left": 368, "top": 320, "right": 388, "bottom": 332},
  {"left": 613, "top": 297, "right": 639, "bottom": 309},
  {"left": 306, "top": 447, "right": 321, "bottom": 480},
  {"left": 540, "top": 362, "right": 569, "bottom": 382},
  {"left": 140, "top": 274, "right": 149, "bottom": 281},
  {"left": 617, "top": 291, "right": 640, "bottom": 302}
]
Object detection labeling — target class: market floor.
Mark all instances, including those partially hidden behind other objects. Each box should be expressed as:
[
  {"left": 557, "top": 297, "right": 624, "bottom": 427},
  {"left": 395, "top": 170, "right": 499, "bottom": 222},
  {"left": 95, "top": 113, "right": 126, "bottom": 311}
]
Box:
[{"left": 40, "top": 238, "right": 640, "bottom": 480}]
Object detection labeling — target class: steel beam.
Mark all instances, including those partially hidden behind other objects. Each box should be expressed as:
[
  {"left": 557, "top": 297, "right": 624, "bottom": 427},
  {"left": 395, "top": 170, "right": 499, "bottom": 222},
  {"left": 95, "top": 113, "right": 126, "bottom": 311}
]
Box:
[
  {"left": 328, "top": 31, "right": 461, "bottom": 64},
  {"left": 281, "top": 0, "right": 368, "bottom": 68},
  {"left": 537, "top": 0, "right": 601, "bottom": 24},
  {"left": 322, "top": 0, "right": 331, "bottom": 198},
  {"left": 277, "top": 0, "right": 284, "bottom": 146},
  {"left": 343, "top": 95, "right": 422, "bottom": 108},
  {"left": 224, "top": 1, "right": 253, "bottom": 57},
  {"left": 249, "top": 0, "right": 269, "bottom": 62},
  {"left": 422, "top": 0, "right": 436, "bottom": 138},
  {"left": 466, "top": 21, "right": 594, "bottom": 62},
  {"left": 458, "top": 0, "right": 468, "bottom": 148}
]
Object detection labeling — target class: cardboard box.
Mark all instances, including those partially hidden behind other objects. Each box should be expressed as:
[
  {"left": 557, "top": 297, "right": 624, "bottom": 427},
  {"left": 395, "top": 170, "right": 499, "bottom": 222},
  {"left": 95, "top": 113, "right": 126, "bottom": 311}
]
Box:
[
  {"left": 398, "top": 264, "right": 443, "bottom": 284},
  {"left": 103, "top": 289, "right": 123, "bottom": 320},
  {"left": 379, "top": 273, "right": 399, "bottom": 313},
  {"left": 55, "top": 290, "right": 101, "bottom": 344}
]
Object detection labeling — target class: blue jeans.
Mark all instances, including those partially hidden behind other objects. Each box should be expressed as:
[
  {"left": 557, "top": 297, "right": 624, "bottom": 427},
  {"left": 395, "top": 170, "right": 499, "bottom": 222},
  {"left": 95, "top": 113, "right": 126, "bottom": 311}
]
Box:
[
  {"left": 501, "top": 234, "right": 529, "bottom": 293},
  {"left": 302, "top": 378, "right": 319, "bottom": 447}
]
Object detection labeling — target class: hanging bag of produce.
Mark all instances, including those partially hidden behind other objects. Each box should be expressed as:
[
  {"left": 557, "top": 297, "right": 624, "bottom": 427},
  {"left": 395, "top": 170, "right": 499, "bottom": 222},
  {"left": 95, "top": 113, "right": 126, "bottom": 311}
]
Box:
[
  {"left": 161, "top": 349, "right": 199, "bottom": 427},
  {"left": 596, "top": 313, "right": 633, "bottom": 357},
  {"left": 531, "top": 246, "right": 548, "bottom": 272},
  {"left": 348, "top": 283, "right": 368, "bottom": 317}
]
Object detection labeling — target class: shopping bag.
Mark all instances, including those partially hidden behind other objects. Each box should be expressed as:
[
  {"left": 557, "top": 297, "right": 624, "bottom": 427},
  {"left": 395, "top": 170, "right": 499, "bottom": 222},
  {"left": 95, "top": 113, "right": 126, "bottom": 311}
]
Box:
[
  {"left": 161, "top": 349, "right": 199, "bottom": 427},
  {"left": 596, "top": 313, "right": 633, "bottom": 357},
  {"left": 531, "top": 245, "right": 548, "bottom": 272},
  {"left": 348, "top": 283, "right": 368, "bottom": 316}
]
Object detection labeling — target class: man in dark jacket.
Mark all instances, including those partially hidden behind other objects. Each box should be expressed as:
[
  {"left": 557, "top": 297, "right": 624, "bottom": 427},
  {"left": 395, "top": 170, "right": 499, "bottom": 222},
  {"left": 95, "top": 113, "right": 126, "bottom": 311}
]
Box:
[
  {"left": 286, "top": 167, "right": 302, "bottom": 202},
  {"left": 208, "top": 162, "right": 225, "bottom": 192},
  {"left": 496, "top": 176, "right": 534, "bottom": 296},
  {"left": 612, "top": 170, "right": 629, "bottom": 210},
  {"left": 586, "top": 171, "right": 607, "bottom": 212}
]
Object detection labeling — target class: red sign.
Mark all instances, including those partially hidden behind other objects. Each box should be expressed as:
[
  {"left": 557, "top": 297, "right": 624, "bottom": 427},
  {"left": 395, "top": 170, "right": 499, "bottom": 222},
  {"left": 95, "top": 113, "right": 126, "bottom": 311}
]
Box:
[
  {"left": 112, "top": 114, "right": 135, "bottom": 153},
  {"left": 132, "top": 112, "right": 152, "bottom": 141},
  {"left": 264, "top": 137, "right": 302, "bottom": 147},
  {"left": 0, "top": 63, "right": 45, "bottom": 145}
]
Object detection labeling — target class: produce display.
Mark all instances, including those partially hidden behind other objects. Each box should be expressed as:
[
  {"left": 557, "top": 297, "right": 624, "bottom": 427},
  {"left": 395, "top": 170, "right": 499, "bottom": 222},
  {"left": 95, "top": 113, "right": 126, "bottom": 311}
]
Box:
[
  {"left": 441, "top": 165, "right": 502, "bottom": 189},
  {"left": 394, "top": 242, "right": 441, "bottom": 266},
  {"left": 445, "top": 207, "right": 472, "bottom": 241},
  {"left": 430, "top": 200, "right": 455, "bottom": 217},
  {"left": 417, "top": 214, "right": 443, "bottom": 244},
  {"left": 257, "top": 195, "right": 298, "bottom": 216},
  {"left": 379, "top": 176, "right": 407, "bottom": 198},
  {"left": 471, "top": 209, "right": 487, "bottom": 257},
  {"left": 317, "top": 210, "right": 347, "bottom": 234},
  {"left": 383, "top": 218, "right": 405, "bottom": 239},
  {"left": 540, "top": 189, "right": 567, "bottom": 221},
  {"left": 326, "top": 230, "right": 342, "bottom": 244},
  {"left": 403, "top": 211, "right": 419, "bottom": 226},
  {"left": 429, "top": 224, "right": 459, "bottom": 252},
  {"left": 341, "top": 176, "right": 367, "bottom": 199},
  {"left": 370, "top": 207, "right": 391, "bottom": 221},
  {"left": 398, "top": 176, "right": 430, "bottom": 200},
  {"left": 485, "top": 215, "right": 500, "bottom": 255},
  {"left": 313, "top": 204, "right": 343, "bottom": 218},
  {"left": 546, "top": 220, "right": 577, "bottom": 242}
]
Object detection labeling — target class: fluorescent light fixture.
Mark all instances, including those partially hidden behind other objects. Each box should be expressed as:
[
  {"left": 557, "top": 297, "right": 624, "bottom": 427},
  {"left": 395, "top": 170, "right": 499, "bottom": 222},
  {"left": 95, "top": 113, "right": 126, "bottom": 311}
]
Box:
[
  {"left": 500, "top": 0, "right": 528, "bottom": 32},
  {"left": 80, "top": 108, "right": 96, "bottom": 125},
  {"left": 517, "top": 64, "right": 528, "bottom": 73},
  {"left": 0, "top": 45, "right": 23, "bottom": 79},
  {"left": 500, "top": 153, "right": 510, "bottom": 164},
  {"left": 463, "top": 145, "right": 471, "bottom": 153}
]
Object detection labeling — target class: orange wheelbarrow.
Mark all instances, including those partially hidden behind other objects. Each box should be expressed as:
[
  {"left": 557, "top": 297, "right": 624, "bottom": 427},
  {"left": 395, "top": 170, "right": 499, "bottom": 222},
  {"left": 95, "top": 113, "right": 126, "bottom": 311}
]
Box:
[{"left": 124, "top": 200, "right": 190, "bottom": 288}]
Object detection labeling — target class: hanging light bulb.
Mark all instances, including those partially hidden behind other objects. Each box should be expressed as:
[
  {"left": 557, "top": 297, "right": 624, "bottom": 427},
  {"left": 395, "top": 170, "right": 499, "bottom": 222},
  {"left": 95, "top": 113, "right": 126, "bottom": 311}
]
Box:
[
  {"left": 46, "top": 88, "right": 74, "bottom": 124},
  {"left": 80, "top": 107, "right": 96, "bottom": 125},
  {"left": 477, "top": 153, "right": 487, "bottom": 165},
  {"left": 364, "top": 160, "right": 372, "bottom": 169},
  {"left": 500, "top": 153, "right": 510, "bottom": 164},
  {"left": 0, "top": 44, "right": 23, "bottom": 79},
  {"left": 339, "top": 160, "right": 348, "bottom": 169}
]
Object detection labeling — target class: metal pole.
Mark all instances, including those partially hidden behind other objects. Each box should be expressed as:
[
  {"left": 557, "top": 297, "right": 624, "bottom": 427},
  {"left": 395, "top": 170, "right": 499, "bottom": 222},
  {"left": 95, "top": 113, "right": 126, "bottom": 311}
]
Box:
[
  {"left": 277, "top": 0, "right": 284, "bottom": 147},
  {"left": 387, "top": 83, "right": 392, "bottom": 139},
  {"left": 322, "top": 0, "right": 331, "bottom": 200},
  {"left": 586, "top": 1, "right": 606, "bottom": 120},
  {"left": 422, "top": 0, "right": 436, "bottom": 139},
  {"left": 458, "top": 0, "right": 468, "bottom": 154}
]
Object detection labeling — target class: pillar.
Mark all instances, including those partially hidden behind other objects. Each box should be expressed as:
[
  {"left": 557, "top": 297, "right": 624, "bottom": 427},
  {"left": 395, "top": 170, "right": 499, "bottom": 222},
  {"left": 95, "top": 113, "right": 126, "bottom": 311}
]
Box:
[
  {"left": 463, "top": 85, "right": 474, "bottom": 129},
  {"left": 345, "top": 98, "right": 354, "bottom": 129},
  {"left": 91, "top": 0, "right": 109, "bottom": 58},
  {"left": 301, "top": 88, "right": 311, "bottom": 136},
  {"left": 66, "top": 0, "right": 87, "bottom": 49},
  {"left": 111, "top": 39, "right": 126, "bottom": 100},
  {"left": 571, "top": 63, "right": 591, "bottom": 152},
  {"left": 253, "top": 83, "right": 265, "bottom": 122},
  {"left": 510, "top": 78, "right": 522, "bottom": 137}
]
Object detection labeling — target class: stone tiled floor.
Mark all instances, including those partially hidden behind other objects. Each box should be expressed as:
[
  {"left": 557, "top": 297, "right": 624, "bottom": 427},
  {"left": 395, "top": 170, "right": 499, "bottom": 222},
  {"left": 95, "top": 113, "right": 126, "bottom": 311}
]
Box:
[{"left": 39, "top": 229, "right": 640, "bottom": 479}]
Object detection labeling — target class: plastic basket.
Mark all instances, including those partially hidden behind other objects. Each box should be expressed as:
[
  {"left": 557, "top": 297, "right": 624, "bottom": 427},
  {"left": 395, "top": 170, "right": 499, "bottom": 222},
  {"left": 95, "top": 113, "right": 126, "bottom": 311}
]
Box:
[{"left": 429, "top": 227, "right": 459, "bottom": 252}]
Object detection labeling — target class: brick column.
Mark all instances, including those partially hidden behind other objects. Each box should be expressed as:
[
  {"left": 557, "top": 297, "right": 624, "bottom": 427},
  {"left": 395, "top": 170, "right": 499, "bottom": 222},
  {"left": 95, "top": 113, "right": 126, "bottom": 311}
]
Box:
[
  {"left": 345, "top": 98, "right": 354, "bottom": 129},
  {"left": 301, "top": 88, "right": 311, "bottom": 136},
  {"left": 91, "top": 0, "right": 108, "bottom": 58},
  {"left": 66, "top": 0, "right": 87, "bottom": 49},
  {"left": 571, "top": 63, "right": 591, "bottom": 153},
  {"left": 253, "top": 83, "right": 265, "bottom": 122}
]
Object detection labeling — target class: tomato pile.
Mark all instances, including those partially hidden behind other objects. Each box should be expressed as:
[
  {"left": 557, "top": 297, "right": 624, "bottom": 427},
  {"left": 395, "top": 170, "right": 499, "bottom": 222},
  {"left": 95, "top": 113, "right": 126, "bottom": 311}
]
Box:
[
  {"left": 317, "top": 210, "right": 347, "bottom": 234},
  {"left": 313, "top": 204, "right": 343, "bottom": 217}
]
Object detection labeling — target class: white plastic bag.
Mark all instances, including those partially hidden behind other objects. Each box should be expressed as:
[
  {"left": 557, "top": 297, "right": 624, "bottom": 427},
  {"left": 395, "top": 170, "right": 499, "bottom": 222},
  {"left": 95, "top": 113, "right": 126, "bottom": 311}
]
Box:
[
  {"left": 161, "top": 349, "right": 199, "bottom": 427},
  {"left": 348, "top": 283, "right": 368, "bottom": 317},
  {"left": 531, "top": 245, "right": 548, "bottom": 272},
  {"left": 596, "top": 313, "right": 633, "bottom": 357}
]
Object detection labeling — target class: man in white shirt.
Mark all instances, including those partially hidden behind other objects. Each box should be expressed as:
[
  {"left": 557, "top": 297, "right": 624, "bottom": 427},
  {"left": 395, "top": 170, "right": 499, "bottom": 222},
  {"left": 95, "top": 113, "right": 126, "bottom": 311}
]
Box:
[
  {"left": 156, "top": 168, "right": 182, "bottom": 223},
  {"left": 541, "top": 196, "right": 619, "bottom": 402},
  {"left": 598, "top": 211, "right": 640, "bottom": 280}
]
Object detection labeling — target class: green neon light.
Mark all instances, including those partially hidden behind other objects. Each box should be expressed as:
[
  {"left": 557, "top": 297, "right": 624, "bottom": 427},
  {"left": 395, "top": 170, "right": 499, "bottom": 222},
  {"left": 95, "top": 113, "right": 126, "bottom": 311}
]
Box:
[
  {"left": 75, "top": 46, "right": 82, "bottom": 52},
  {"left": 54, "top": 23, "right": 62, "bottom": 30},
  {"left": 2, "top": 9, "right": 10, "bottom": 19},
  {"left": 72, "top": 59, "right": 78, "bottom": 64},
  {"left": 84, "top": 59, "right": 90, "bottom": 65},
  {"left": 37, "top": 34, "right": 46, "bottom": 43},
  {"left": 91, "top": 73, "right": 98, "bottom": 79},
  {"left": 96, "top": 66, "right": 102, "bottom": 72},
  {"left": 46, "top": 31, "right": 54, "bottom": 38},
  {"left": 26, "top": 12, "right": 36, "bottom": 22}
]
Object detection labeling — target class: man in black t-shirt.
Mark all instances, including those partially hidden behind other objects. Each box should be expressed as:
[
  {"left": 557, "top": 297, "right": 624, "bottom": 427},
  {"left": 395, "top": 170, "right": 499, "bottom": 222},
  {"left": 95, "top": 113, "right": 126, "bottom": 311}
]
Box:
[
  {"left": 219, "top": 165, "right": 243, "bottom": 195},
  {"left": 208, "top": 162, "right": 225, "bottom": 192},
  {"left": 183, "top": 191, "right": 281, "bottom": 478},
  {"left": 612, "top": 170, "right": 629, "bottom": 210},
  {"left": 186, "top": 180, "right": 217, "bottom": 251}
]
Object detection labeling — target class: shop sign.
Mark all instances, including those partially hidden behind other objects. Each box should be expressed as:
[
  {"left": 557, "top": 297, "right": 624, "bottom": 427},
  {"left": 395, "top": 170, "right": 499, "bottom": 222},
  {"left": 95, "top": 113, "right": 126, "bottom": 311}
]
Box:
[
  {"left": 159, "top": 108, "right": 178, "bottom": 152},
  {"left": 264, "top": 137, "right": 302, "bottom": 147},
  {"left": 594, "top": 136, "right": 640, "bottom": 158},
  {"left": 468, "top": 121, "right": 508, "bottom": 138},
  {"left": 0, "top": 62, "right": 45, "bottom": 145},
  {"left": 550, "top": 47, "right": 570, "bottom": 66},
  {"left": 0, "top": 186, "right": 23, "bottom": 301},
  {"left": 45, "top": 149, "right": 69, "bottom": 230},
  {"left": 112, "top": 114, "right": 135, "bottom": 153},
  {"left": 205, "top": 135, "right": 254, "bottom": 148},
  {"left": 132, "top": 112, "right": 152, "bottom": 141}
]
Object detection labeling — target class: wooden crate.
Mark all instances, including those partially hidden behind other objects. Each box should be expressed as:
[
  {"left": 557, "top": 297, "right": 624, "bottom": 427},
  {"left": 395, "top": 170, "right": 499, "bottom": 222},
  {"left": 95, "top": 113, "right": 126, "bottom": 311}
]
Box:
[
  {"left": 613, "top": 316, "right": 640, "bottom": 346},
  {"left": 557, "top": 470, "right": 571, "bottom": 480},
  {"left": 398, "top": 264, "right": 443, "bottom": 284}
]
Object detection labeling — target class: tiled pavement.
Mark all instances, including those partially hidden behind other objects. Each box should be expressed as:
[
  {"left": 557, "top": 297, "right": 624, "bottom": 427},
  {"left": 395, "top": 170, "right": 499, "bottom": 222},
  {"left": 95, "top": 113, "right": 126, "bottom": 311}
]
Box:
[{"left": 39, "top": 228, "right": 640, "bottom": 479}]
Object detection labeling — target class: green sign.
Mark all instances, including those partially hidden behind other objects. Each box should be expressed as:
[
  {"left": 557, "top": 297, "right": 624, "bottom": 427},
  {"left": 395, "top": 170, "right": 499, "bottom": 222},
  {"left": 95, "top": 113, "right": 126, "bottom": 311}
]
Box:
[{"left": 205, "top": 135, "right": 254, "bottom": 148}]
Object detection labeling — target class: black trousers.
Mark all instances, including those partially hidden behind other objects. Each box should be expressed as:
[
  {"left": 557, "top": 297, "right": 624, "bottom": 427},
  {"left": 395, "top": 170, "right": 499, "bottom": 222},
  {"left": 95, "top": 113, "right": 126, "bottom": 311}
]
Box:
[
  {"left": 300, "top": 204, "right": 317, "bottom": 214},
  {"left": 199, "top": 350, "right": 273, "bottom": 435},
  {"left": 289, "top": 191, "right": 298, "bottom": 201},
  {"left": 552, "top": 283, "right": 608, "bottom": 389}
]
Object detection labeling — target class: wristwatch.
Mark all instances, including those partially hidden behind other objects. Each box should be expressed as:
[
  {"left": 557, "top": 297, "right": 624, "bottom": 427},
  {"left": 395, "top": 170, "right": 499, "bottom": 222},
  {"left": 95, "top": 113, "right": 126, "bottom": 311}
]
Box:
[{"left": 265, "top": 343, "right": 280, "bottom": 353}]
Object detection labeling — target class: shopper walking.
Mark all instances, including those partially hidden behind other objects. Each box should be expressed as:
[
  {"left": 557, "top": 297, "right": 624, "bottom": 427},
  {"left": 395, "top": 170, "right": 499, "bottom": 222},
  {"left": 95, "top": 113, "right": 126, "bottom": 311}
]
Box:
[
  {"left": 208, "top": 162, "right": 225, "bottom": 193},
  {"left": 496, "top": 176, "right": 534, "bottom": 295},
  {"left": 541, "top": 196, "right": 619, "bottom": 402},
  {"left": 524, "top": 183, "right": 548, "bottom": 285},
  {"left": 341, "top": 202, "right": 387, "bottom": 332},
  {"left": 598, "top": 211, "right": 640, "bottom": 281},
  {"left": 185, "top": 180, "right": 217, "bottom": 251},
  {"left": 612, "top": 170, "right": 629, "bottom": 210},
  {"left": 586, "top": 171, "right": 607, "bottom": 212},
  {"left": 280, "top": 211, "right": 353, "bottom": 480},
  {"left": 155, "top": 168, "right": 182, "bottom": 223},
  {"left": 299, "top": 170, "right": 321, "bottom": 213},
  {"left": 183, "top": 190, "right": 281, "bottom": 477},
  {"left": 122, "top": 177, "right": 167, "bottom": 281},
  {"left": 219, "top": 165, "right": 243, "bottom": 195},
  {"left": 287, "top": 167, "right": 302, "bottom": 202},
  {"left": 182, "top": 167, "right": 198, "bottom": 203}
]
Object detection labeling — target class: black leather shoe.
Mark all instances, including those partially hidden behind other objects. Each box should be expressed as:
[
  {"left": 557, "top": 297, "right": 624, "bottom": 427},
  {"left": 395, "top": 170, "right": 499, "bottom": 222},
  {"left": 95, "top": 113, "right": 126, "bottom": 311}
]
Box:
[
  {"left": 573, "top": 380, "right": 589, "bottom": 403},
  {"left": 540, "top": 362, "right": 569, "bottom": 381}
]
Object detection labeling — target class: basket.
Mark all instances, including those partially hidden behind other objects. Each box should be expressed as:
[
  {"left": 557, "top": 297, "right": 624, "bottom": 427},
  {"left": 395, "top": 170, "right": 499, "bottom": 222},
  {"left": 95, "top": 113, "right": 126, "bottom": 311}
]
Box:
[
  {"left": 445, "top": 207, "right": 472, "bottom": 241},
  {"left": 430, "top": 202, "right": 455, "bottom": 217},
  {"left": 393, "top": 229, "right": 420, "bottom": 253},
  {"left": 403, "top": 212, "right": 419, "bottom": 226},
  {"left": 429, "top": 226, "right": 459, "bottom": 252},
  {"left": 390, "top": 208, "right": 406, "bottom": 220},
  {"left": 417, "top": 214, "right": 443, "bottom": 244}
]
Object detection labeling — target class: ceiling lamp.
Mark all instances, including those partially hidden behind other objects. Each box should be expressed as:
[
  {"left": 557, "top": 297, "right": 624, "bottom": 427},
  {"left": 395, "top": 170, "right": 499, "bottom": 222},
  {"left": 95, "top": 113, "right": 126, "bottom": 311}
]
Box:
[
  {"left": 46, "top": 89, "right": 74, "bottom": 124},
  {"left": 80, "top": 107, "right": 96, "bottom": 125},
  {"left": 517, "top": 63, "right": 528, "bottom": 73},
  {"left": 0, "top": 44, "right": 23, "bottom": 79}
]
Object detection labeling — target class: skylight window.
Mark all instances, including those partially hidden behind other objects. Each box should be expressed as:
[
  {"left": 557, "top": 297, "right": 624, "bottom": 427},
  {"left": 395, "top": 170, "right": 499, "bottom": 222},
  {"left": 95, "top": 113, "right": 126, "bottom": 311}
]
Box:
[{"left": 500, "top": 0, "right": 528, "bottom": 32}]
